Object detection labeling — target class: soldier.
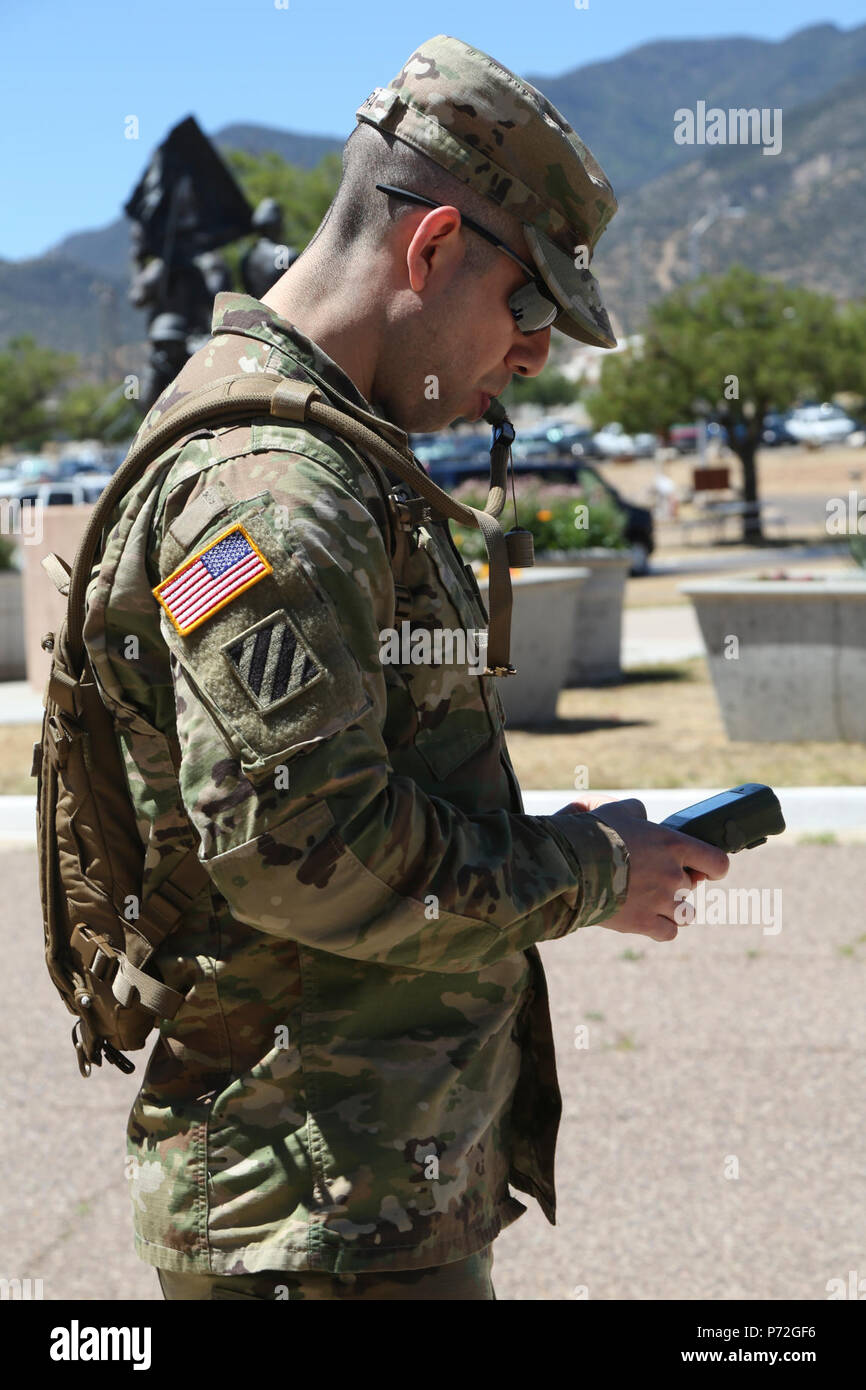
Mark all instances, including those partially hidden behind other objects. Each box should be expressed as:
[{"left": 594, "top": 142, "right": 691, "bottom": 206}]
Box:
[
  {"left": 241, "top": 197, "right": 299, "bottom": 299},
  {"left": 85, "top": 34, "right": 728, "bottom": 1301}
]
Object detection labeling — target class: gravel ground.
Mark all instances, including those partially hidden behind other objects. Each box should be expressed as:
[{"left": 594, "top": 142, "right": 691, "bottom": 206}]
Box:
[{"left": 2, "top": 841, "right": 863, "bottom": 1302}]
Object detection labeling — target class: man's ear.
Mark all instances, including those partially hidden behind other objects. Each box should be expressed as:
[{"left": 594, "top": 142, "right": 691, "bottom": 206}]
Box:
[{"left": 405, "top": 207, "right": 463, "bottom": 294}]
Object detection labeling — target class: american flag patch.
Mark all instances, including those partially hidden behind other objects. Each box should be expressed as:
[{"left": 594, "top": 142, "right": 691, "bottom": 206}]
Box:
[{"left": 153, "top": 524, "right": 272, "bottom": 635}]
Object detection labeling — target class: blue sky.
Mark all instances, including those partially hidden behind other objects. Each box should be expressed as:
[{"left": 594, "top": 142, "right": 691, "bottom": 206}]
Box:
[{"left": 1, "top": 0, "right": 862, "bottom": 260}]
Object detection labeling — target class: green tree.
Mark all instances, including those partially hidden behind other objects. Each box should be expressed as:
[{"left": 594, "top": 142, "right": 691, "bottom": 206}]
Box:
[
  {"left": 57, "top": 381, "right": 139, "bottom": 443},
  {"left": 0, "top": 336, "right": 77, "bottom": 448},
  {"left": 834, "top": 299, "right": 866, "bottom": 411},
  {"left": 219, "top": 149, "right": 343, "bottom": 286},
  {"left": 587, "top": 266, "right": 843, "bottom": 541},
  {"left": 499, "top": 368, "right": 579, "bottom": 410}
]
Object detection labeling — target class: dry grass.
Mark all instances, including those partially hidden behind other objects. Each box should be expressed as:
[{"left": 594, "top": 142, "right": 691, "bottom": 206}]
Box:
[
  {"left": 504, "top": 658, "right": 866, "bottom": 790},
  {"left": 598, "top": 442, "right": 866, "bottom": 509},
  {"left": 5, "top": 653, "right": 864, "bottom": 797}
]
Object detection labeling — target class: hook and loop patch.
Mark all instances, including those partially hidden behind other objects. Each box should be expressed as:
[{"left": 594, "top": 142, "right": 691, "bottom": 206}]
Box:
[
  {"left": 153, "top": 523, "right": 272, "bottom": 636},
  {"left": 221, "top": 610, "right": 324, "bottom": 713}
]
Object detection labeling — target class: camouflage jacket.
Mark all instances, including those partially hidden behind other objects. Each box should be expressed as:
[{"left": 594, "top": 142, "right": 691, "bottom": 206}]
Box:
[{"left": 84, "top": 291, "right": 629, "bottom": 1275}]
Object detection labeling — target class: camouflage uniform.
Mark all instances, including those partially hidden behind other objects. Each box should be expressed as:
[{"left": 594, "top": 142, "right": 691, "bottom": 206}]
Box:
[
  {"left": 84, "top": 34, "right": 627, "bottom": 1293},
  {"left": 156, "top": 1247, "right": 495, "bottom": 1300}
]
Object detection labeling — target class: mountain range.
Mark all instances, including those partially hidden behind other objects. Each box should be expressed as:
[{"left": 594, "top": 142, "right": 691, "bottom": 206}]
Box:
[{"left": 1, "top": 21, "right": 863, "bottom": 359}]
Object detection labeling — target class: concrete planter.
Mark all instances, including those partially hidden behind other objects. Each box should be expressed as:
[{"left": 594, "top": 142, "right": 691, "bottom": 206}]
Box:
[
  {"left": 0, "top": 569, "right": 26, "bottom": 680},
  {"left": 478, "top": 565, "right": 589, "bottom": 725},
  {"left": 540, "top": 548, "right": 630, "bottom": 684},
  {"left": 21, "top": 504, "right": 94, "bottom": 692},
  {"left": 681, "top": 574, "right": 866, "bottom": 742}
]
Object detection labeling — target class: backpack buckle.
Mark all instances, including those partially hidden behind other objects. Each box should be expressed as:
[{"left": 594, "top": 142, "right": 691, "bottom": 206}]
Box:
[
  {"left": 70, "top": 924, "right": 119, "bottom": 984},
  {"left": 393, "top": 583, "right": 412, "bottom": 622},
  {"left": 47, "top": 715, "right": 73, "bottom": 768},
  {"left": 71, "top": 1021, "right": 93, "bottom": 1079},
  {"left": 389, "top": 486, "right": 431, "bottom": 530},
  {"left": 102, "top": 1040, "right": 136, "bottom": 1074}
]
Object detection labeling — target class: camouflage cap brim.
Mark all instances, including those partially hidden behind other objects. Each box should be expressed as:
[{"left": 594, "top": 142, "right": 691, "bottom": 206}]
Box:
[{"left": 524, "top": 225, "right": 617, "bottom": 350}]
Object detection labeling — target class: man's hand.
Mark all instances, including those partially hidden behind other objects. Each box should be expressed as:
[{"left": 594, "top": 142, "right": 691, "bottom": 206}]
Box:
[{"left": 564, "top": 796, "right": 730, "bottom": 942}]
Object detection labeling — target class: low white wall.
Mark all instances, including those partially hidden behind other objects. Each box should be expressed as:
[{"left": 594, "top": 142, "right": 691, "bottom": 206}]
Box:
[
  {"left": 682, "top": 576, "right": 866, "bottom": 742},
  {"left": 543, "top": 549, "right": 630, "bottom": 684},
  {"left": 478, "top": 565, "right": 588, "bottom": 725},
  {"left": 0, "top": 571, "right": 26, "bottom": 680}
]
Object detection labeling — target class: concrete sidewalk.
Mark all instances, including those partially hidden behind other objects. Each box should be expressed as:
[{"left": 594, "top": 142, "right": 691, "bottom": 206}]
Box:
[
  {"left": 622, "top": 604, "right": 705, "bottom": 667},
  {"left": 1, "top": 839, "right": 863, "bottom": 1300},
  {"left": 0, "top": 681, "right": 43, "bottom": 724}
]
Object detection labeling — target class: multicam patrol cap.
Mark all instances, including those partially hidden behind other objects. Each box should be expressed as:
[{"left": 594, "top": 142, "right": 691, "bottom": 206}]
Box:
[{"left": 355, "top": 33, "right": 619, "bottom": 349}]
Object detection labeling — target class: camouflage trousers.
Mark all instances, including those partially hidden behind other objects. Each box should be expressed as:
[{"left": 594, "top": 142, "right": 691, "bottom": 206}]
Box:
[{"left": 157, "top": 1247, "right": 496, "bottom": 1301}]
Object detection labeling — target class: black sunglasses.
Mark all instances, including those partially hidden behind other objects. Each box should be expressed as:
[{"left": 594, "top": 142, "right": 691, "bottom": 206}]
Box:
[{"left": 375, "top": 183, "right": 559, "bottom": 333}]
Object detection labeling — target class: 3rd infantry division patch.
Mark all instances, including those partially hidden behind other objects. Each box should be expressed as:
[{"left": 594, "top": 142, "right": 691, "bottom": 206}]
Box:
[
  {"left": 222, "top": 610, "right": 324, "bottom": 712},
  {"left": 153, "top": 523, "right": 272, "bottom": 635}
]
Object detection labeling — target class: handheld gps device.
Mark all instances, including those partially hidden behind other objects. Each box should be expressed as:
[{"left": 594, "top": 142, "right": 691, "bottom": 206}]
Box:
[{"left": 661, "top": 783, "right": 785, "bottom": 853}]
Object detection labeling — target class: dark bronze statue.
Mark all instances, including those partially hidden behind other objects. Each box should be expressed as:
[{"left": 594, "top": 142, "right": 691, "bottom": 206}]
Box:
[
  {"left": 125, "top": 116, "right": 253, "bottom": 412},
  {"left": 241, "top": 198, "right": 299, "bottom": 300}
]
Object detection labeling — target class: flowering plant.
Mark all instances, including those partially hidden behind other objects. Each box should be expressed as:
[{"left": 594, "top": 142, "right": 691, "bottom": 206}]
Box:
[{"left": 449, "top": 480, "right": 626, "bottom": 561}]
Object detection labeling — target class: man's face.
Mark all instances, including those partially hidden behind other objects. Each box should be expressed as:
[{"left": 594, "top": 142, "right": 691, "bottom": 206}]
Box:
[{"left": 373, "top": 205, "right": 553, "bottom": 433}]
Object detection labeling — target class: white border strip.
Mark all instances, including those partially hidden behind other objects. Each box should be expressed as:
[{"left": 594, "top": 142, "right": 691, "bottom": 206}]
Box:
[
  {"left": 523, "top": 787, "right": 866, "bottom": 834},
  {"left": 1, "top": 788, "right": 863, "bottom": 845}
]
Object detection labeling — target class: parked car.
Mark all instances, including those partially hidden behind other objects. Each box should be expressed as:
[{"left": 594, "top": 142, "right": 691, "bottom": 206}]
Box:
[
  {"left": 511, "top": 454, "right": 655, "bottom": 574},
  {"left": 15, "top": 479, "right": 112, "bottom": 507},
  {"left": 669, "top": 423, "right": 699, "bottom": 455},
  {"left": 572, "top": 463, "right": 655, "bottom": 575},
  {"left": 0, "top": 468, "right": 22, "bottom": 498},
  {"left": 632, "top": 432, "right": 658, "bottom": 459},
  {"left": 511, "top": 439, "right": 563, "bottom": 465},
  {"left": 56, "top": 457, "right": 110, "bottom": 479},
  {"left": 559, "top": 427, "right": 604, "bottom": 460},
  {"left": 411, "top": 434, "right": 654, "bottom": 573},
  {"left": 761, "top": 412, "right": 796, "bottom": 446},
  {"left": 411, "top": 435, "right": 489, "bottom": 491},
  {"left": 785, "top": 403, "right": 856, "bottom": 448},
  {"left": 14, "top": 455, "right": 59, "bottom": 483},
  {"left": 592, "top": 422, "right": 637, "bottom": 460}
]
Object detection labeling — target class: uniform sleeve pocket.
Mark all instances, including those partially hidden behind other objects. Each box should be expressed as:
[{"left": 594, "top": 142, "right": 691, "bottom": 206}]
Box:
[{"left": 161, "top": 506, "right": 373, "bottom": 779}]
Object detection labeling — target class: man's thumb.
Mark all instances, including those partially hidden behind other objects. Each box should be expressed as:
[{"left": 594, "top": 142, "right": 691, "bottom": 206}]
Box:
[{"left": 592, "top": 797, "right": 648, "bottom": 821}]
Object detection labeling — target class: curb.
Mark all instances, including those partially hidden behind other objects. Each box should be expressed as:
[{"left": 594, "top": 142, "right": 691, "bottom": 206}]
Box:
[
  {"left": 2, "top": 788, "right": 863, "bottom": 846},
  {"left": 523, "top": 787, "right": 866, "bottom": 835}
]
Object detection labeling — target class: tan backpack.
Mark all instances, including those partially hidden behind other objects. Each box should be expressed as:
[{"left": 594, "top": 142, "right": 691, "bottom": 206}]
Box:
[{"left": 32, "top": 370, "right": 523, "bottom": 1077}]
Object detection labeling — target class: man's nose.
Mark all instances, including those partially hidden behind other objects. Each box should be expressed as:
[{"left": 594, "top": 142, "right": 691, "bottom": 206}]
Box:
[{"left": 506, "top": 324, "right": 552, "bottom": 378}]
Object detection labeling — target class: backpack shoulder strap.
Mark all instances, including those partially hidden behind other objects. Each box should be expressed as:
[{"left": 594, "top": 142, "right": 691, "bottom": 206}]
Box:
[{"left": 66, "top": 370, "right": 517, "bottom": 676}]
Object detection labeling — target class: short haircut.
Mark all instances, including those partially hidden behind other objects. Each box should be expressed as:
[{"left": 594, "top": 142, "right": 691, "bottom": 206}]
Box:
[{"left": 320, "top": 120, "right": 524, "bottom": 273}]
